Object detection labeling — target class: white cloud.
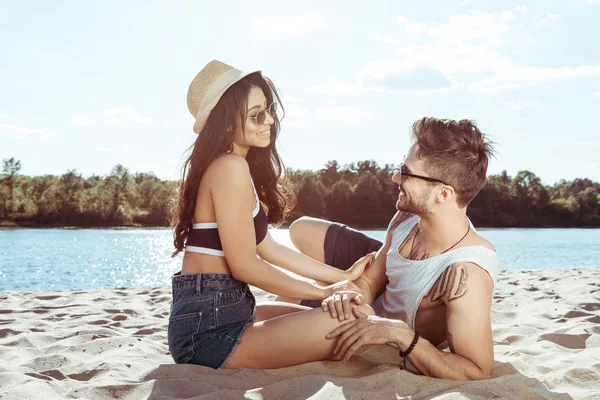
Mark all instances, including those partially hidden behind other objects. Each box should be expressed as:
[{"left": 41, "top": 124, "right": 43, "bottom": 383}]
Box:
[
  {"left": 469, "top": 66, "right": 600, "bottom": 92},
  {"left": 95, "top": 147, "right": 114, "bottom": 152},
  {"left": 104, "top": 107, "right": 153, "bottom": 127},
  {"left": 252, "top": 14, "right": 327, "bottom": 40},
  {"left": 499, "top": 10, "right": 515, "bottom": 21},
  {"left": 68, "top": 115, "right": 95, "bottom": 125},
  {"left": 461, "top": 0, "right": 473, "bottom": 5},
  {"left": 313, "top": 9, "right": 600, "bottom": 96},
  {"left": 594, "top": 89, "right": 600, "bottom": 97},
  {"left": 282, "top": 103, "right": 307, "bottom": 118},
  {"left": 0, "top": 113, "right": 9, "bottom": 119},
  {"left": 314, "top": 108, "right": 373, "bottom": 122},
  {"left": 306, "top": 80, "right": 363, "bottom": 96},
  {"left": 282, "top": 100, "right": 372, "bottom": 128},
  {"left": 504, "top": 100, "right": 538, "bottom": 110},
  {"left": 533, "top": 13, "right": 559, "bottom": 27},
  {"left": 368, "top": 33, "right": 399, "bottom": 44},
  {"left": 0, "top": 124, "right": 52, "bottom": 139},
  {"left": 429, "top": 12, "right": 511, "bottom": 44}
]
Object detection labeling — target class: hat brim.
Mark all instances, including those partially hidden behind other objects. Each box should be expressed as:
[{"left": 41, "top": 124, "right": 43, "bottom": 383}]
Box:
[{"left": 193, "top": 69, "right": 261, "bottom": 134}]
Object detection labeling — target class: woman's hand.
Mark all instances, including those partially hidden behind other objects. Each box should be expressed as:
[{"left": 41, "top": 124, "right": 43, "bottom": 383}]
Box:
[
  {"left": 323, "top": 280, "right": 362, "bottom": 298},
  {"left": 344, "top": 252, "right": 376, "bottom": 282},
  {"left": 321, "top": 290, "right": 364, "bottom": 321}
]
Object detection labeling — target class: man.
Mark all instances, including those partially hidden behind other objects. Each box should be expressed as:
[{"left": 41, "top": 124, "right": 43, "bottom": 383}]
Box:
[{"left": 289, "top": 117, "right": 498, "bottom": 380}]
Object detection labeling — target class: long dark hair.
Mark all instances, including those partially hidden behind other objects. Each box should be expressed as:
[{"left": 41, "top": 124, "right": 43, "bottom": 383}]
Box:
[{"left": 171, "top": 72, "right": 295, "bottom": 256}]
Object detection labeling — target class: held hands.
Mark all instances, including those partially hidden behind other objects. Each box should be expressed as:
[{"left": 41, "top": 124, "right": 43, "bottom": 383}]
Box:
[
  {"left": 326, "top": 307, "right": 409, "bottom": 361},
  {"left": 321, "top": 252, "right": 375, "bottom": 321},
  {"left": 344, "top": 252, "right": 376, "bottom": 282},
  {"left": 321, "top": 290, "right": 364, "bottom": 321}
]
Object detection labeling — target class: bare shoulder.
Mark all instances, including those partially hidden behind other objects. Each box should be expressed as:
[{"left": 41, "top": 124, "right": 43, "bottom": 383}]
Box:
[
  {"left": 425, "top": 262, "right": 494, "bottom": 305},
  {"left": 469, "top": 231, "right": 496, "bottom": 253},
  {"left": 204, "top": 153, "right": 251, "bottom": 183}
]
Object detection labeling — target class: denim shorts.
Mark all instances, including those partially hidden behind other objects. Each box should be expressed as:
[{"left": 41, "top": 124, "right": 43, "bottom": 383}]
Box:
[
  {"left": 167, "top": 272, "right": 256, "bottom": 369},
  {"left": 300, "top": 222, "right": 382, "bottom": 308}
]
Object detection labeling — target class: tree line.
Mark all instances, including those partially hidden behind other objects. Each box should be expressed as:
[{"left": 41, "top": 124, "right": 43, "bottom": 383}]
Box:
[{"left": 1, "top": 157, "right": 599, "bottom": 228}]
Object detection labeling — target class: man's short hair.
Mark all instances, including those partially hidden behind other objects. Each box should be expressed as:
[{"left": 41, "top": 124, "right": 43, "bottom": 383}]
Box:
[{"left": 411, "top": 117, "right": 495, "bottom": 207}]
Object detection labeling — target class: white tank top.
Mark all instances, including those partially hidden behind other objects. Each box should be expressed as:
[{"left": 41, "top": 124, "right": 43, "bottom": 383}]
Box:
[{"left": 372, "top": 215, "right": 499, "bottom": 329}]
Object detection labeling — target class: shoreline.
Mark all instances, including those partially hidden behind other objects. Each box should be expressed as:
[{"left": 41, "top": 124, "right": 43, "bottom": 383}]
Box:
[
  {"left": 2, "top": 265, "right": 599, "bottom": 295},
  {"left": 1, "top": 267, "right": 598, "bottom": 399},
  {"left": 3, "top": 224, "right": 600, "bottom": 230}
]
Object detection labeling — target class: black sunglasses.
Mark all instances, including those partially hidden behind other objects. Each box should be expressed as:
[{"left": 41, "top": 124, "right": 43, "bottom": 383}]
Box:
[
  {"left": 248, "top": 102, "right": 278, "bottom": 126},
  {"left": 399, "top": 163, "right": 449, "bottom": 185}
]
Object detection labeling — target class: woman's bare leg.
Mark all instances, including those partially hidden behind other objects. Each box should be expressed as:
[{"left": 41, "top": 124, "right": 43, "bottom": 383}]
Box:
[
  {"left": 223, "top": 304, "right": 375, "bottom": 369},
  {"left": 274, "top": 217, "right": 335, "bottom": 304},
  {"left": 255, "top": 302, "right": 310, "bottom": 322}
]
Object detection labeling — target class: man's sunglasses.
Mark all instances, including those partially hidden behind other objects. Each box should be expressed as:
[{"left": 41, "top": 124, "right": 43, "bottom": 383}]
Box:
[
  {"left": 248, "top": 102, "right": 279, "bottom": 126},
  {"left": 399, "top": 163, "right": 449, "bottom": 185}
]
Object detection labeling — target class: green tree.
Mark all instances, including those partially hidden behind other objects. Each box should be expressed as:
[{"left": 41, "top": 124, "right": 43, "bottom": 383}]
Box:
[
  {"left": 56, "top": 170, "right": 84, "bottom": 220},
  {"left": 294, "top": 176, "right": 326, "bottom": 219},
  {"left": 324, "top": 180, "right": 354, "bottom": 223},
  {"left": 320, "top": 160, "right": 341, "bottom": 188},
  {"left": 1, "top": 157, "right": 21, "bottom": 215}
]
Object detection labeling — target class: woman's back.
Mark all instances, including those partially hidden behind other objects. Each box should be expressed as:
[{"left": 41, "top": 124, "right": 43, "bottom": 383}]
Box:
[{"left": 182, "top": 154, "right": 260, "bottom": 275}]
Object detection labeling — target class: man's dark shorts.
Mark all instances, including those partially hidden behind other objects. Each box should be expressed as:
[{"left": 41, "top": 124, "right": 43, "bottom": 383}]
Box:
[{"left": 299, "top": 222, "right": 383, "bottom": 308}]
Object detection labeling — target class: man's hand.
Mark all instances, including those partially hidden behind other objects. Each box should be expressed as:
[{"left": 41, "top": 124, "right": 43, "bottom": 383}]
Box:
[
  {"left": 321, "top": 290, "right": 364, "bottom": 321},
  {"left": 326, "top": 307, "right": 411, "bottom": 361},
  {"left": 343, "top": 252, "right": 376, "bottom": 282}
]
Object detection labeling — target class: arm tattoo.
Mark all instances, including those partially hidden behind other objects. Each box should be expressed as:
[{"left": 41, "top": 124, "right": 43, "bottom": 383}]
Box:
[{"left": 425, "top": 264, "right": 468, "bottom": 303}]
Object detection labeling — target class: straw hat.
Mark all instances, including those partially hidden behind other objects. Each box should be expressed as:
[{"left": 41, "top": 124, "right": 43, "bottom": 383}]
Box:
[{"left": 187, "top": 60, "right": 261, "bottom": 134}]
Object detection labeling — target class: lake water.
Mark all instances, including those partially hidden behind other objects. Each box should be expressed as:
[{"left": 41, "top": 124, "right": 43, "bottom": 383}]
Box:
[{"left": 0, "top": 228, "right": 599, "bottom": 292}]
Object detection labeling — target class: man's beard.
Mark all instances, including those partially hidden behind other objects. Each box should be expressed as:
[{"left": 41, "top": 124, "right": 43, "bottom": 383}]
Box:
[{"left": 397, "top": 187, "right": 431, "bottom": 215}]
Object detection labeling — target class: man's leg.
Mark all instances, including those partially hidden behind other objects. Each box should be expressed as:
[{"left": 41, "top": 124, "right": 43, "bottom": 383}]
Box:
[
  {"left": 288, "top": 216, "right": 383, "bottom": 308},
  {"left": 289, "top": 217, "right": 332, "bottom": 263}
]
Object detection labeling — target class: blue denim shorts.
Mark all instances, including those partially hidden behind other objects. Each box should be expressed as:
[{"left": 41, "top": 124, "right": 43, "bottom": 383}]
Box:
[{"left": 167, "top": 272, "right": 256, "bottom": 369}]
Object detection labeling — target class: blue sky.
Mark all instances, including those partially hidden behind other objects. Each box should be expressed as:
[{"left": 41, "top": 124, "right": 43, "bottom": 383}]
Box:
[{"left": 1, "top": 0, "right": 599, "bottom": 185}]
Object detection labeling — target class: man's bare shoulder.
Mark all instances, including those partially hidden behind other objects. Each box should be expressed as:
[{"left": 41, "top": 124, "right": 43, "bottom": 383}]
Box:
[{"left": 467, "top": 230, "right": 496, "bottom": 253}]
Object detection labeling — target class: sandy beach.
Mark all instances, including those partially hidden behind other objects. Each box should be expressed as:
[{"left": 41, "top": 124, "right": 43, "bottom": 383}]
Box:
[{"left": 1, "top": 267, "right": 599, "bottom": 400}]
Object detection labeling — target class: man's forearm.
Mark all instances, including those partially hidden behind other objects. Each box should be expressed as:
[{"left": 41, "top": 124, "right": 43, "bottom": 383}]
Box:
[
  {"left": 354, "top": 276, "right": 376, "bottom": 304},
  {"left": 395, "top": 330, "right": 491, "bottom": 380}
]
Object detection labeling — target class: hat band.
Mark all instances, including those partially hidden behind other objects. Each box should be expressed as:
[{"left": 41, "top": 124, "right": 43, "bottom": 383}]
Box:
[{"left": 195, "top": 67, "right": 245, "bottom": 124}]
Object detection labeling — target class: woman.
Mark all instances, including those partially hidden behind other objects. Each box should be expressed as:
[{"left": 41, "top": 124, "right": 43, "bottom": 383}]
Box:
[{"left": 168, "top": 60, "right": 375, "bottom": 369}]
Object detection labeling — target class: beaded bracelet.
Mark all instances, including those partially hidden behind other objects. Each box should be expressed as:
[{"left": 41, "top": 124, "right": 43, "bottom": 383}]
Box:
[{"left": 399, "top": 330, "right": 420, "bottom": 370}]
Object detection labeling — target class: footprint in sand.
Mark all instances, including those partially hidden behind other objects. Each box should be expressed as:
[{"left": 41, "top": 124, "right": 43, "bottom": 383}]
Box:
[
  {"left": 586, "top": 316, "right": 600, "bottom": 324},
  {"left": 538, "top": 333, "right": 591, "bottom": 349},
  {"left": 0, "top": 328, "right": 21, "bottom": 338},
  {"left": 88, "top": 319, "right": 111, "bottom": 325},
  {"left": 34, "top": 295, "right": 62, "bottom": 301},
  {"left": 563, "top": 310, "right": 593, "bottom": 319},
  {"left": 580, "top": 303, "right": 600, "bottom": 312}
]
